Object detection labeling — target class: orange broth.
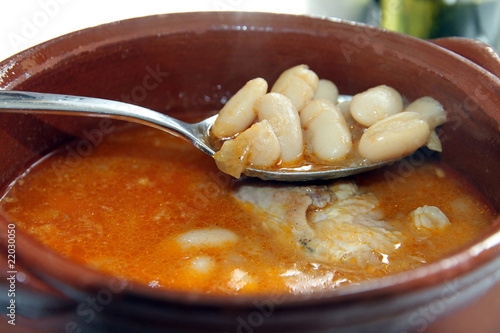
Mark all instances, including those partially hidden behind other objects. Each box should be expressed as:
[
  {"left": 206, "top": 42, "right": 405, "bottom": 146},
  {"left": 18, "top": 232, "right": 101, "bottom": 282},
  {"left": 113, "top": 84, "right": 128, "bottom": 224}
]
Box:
[{"left": 0, "top": 126, "right": 494, "bottom": 295}]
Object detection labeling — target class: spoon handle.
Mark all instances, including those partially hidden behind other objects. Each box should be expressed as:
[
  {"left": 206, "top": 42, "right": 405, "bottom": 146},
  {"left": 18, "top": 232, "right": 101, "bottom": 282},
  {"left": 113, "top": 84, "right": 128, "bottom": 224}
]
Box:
[{"left": 0, "top": 90, "right": 215, "bottom": 155}]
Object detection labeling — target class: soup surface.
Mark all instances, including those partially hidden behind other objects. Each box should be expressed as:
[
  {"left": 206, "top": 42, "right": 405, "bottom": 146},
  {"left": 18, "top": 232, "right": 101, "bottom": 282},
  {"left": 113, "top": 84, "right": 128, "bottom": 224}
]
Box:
[{"left": 0, "top": 125, "right": 494, "bottom": 295}]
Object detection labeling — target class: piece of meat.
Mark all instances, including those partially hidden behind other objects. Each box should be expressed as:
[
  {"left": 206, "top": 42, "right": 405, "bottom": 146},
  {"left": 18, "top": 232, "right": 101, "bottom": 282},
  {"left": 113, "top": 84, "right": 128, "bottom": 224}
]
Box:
[
  {"left": 410, "top": 205, "right": 450, "bottom": 230},
  {"left": 233, "top": 180, "right": 402, "bottom": 266}
]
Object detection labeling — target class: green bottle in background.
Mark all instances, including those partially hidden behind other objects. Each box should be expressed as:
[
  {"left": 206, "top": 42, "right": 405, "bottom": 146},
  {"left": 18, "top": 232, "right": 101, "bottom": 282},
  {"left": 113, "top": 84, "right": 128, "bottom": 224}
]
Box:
[{"left": 380, "top": 0, "right": 500, "bottom": 47}]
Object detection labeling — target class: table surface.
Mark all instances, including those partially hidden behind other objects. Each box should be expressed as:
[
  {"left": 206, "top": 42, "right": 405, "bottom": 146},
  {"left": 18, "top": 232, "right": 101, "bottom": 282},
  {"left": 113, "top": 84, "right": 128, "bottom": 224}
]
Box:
[{"left": 1, "top": 281, "right": 500, "bottom": 332}]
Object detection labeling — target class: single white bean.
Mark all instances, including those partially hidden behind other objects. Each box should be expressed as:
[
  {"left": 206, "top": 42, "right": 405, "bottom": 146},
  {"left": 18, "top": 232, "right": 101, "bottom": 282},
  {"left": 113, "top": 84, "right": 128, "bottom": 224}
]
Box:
[
  {"left": 212, "top": 78, "right": 268, "bottom": 138},
  {"left": 271, "top": 65, "right": 319, "bottom": 111},
  {"left": 350, "top": 85, "right": 404, "bottom": 127},
  {"left": 301, "top": 99, "right": 352, "bottom": 163},
  {"left": 213, "top": 120, "right": 281, "bottom": 178},
  {"left": 247, "top": 121, "right": 283, "bottom": 167},
  {"left": 358, "top": 112, "right": 430, "bottom": 162},
  {"left": 404, "top": 96, "right": 447, "bottom": 130},
  {"left": 337, "top": 100, "right": 351, "bottom": 118},
  {"left": 189, "top": 256, "right": 215, "bottom": 274},
  {"left": 313, "top": 79, "right": 339, "bottom": 103},
  {"left": 176, "top": 228, "right": 239, "bottom": 249},
  {"left": 426, "top": 130, "right": 443, "bottom": 152},
  {"left": 256, "top": 93, "right": 304, "bottom": 164}
]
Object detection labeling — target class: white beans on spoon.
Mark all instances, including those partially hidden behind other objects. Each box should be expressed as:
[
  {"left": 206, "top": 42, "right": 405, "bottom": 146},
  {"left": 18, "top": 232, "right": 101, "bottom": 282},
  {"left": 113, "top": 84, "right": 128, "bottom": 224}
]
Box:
[
  {"left": 271, "top": 64, "right": 318, "bottom": 111},
  {"left": 301, "top": 99, "right": 352, "bottom": 163},
  {"left": 358, "top": 112, "right": 431, "bottom": 162},
  {"left": 404, "top": 96, "right": 447, "bottom": 152},
  {"left": 404, "top": 96, "right": 447, "bottom": 130},
  {"left": 426, "top": 130, "right": 443, "bottom": 152},
  {"left": 0, "top": 71, "right": 446, "bottom": 182},
  {"left": 209, "top": 65, "right": 446, "bottom": 180},
  {"left": 350, "top": 85, "right": 404, "bottom": 127},
  {"left": 313, "top": 79, "right": 339, "bottom": 103},
  {"left": 256, "top": 92, "right": 304, "bottom": 164},
  {"left": 214, "top": 120, "right": 281, "bottom": 178},
  {"left": 211, "top": 78, "right": 267, "bottom": 138}
]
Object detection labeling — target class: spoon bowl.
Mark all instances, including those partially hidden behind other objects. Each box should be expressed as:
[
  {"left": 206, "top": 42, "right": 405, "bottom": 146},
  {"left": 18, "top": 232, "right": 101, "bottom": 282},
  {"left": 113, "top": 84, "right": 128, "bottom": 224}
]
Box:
[{"left": 0, "top": 90, "right": 393, "bottom": 181}]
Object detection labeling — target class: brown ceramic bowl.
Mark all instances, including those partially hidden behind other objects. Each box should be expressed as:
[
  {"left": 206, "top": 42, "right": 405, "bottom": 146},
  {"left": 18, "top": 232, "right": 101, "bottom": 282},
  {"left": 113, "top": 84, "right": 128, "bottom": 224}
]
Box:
[{"left": 0, "top": 12, "right": 499, "bottom": 333}]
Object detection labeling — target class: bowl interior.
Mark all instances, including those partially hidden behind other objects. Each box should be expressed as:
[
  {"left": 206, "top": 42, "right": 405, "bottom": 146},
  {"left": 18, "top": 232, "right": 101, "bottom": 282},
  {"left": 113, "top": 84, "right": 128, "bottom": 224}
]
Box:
[{"left": 0, "top": 12, "right": 499, "bottom": 304}]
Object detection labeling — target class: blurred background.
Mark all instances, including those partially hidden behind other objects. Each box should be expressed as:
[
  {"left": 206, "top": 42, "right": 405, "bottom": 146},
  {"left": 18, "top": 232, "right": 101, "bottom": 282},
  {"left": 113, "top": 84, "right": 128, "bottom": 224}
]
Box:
[{"left": 1, "top": 0, "right": 500, "bottom": 61}]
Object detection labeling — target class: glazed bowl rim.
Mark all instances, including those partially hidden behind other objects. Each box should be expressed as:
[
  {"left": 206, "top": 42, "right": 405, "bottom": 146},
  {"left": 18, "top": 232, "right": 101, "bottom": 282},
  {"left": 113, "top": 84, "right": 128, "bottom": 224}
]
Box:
[{"left": 0, "top": 11, "right": 499, "bottom": 307}]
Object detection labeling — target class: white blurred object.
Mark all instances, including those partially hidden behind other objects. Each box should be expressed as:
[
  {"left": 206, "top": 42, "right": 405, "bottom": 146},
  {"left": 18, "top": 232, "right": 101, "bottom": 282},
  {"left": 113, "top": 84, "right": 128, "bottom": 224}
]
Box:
[
  {"left": 0, "top": 0, "right": 376, "bottom": 61},
  {"left": 306, "top": 0, "right": 374, "bottom": 21}
]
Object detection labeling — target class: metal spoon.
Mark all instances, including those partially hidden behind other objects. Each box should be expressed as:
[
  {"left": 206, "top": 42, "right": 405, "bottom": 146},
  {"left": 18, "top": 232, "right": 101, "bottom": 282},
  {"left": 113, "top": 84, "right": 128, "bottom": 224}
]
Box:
[{"left": 0, "top": 90, "right": 393, "bottom": 182}]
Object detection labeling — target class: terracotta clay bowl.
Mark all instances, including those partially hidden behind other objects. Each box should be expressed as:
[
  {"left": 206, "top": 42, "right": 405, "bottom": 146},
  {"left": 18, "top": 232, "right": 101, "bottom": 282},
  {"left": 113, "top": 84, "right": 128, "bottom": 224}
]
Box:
[{"left": 0, "top": 12, "right": 499, "bottom": 333}]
